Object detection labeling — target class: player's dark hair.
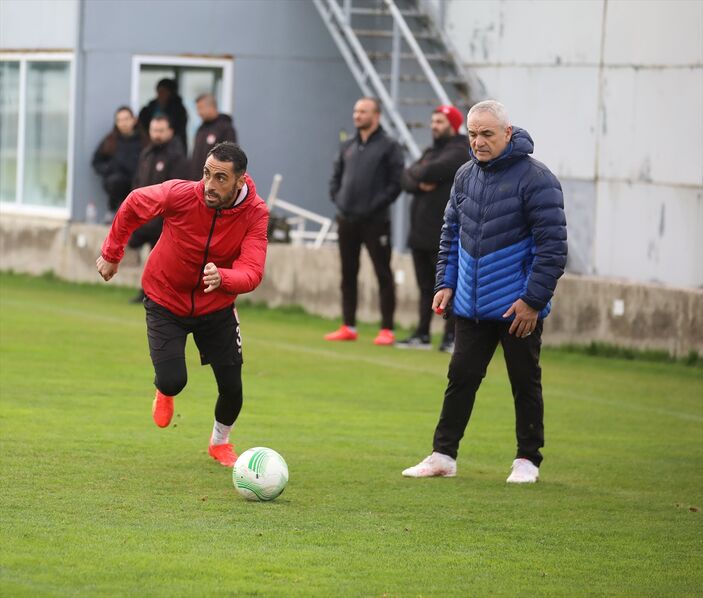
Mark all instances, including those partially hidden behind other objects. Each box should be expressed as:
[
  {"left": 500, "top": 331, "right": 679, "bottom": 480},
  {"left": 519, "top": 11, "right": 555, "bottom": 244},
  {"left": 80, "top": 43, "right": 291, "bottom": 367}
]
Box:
[
  {"left": 115, "top": 105, "right": 134, "bottom": 116},
  {"left": 207, "top": 142, "right": 247, "bottom": 175}
]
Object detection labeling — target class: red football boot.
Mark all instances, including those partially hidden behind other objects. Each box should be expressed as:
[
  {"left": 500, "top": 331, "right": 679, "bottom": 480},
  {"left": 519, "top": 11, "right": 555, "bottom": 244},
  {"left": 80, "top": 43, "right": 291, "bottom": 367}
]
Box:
[
  {"left": 152, "top": 390, "right": 174, "bottom": 428},
  {"left": 324, "top": 325, "right": 359, "bottom": 341},
  {"left": 208, "top": 441, "right": 238, "bottom": 467}
]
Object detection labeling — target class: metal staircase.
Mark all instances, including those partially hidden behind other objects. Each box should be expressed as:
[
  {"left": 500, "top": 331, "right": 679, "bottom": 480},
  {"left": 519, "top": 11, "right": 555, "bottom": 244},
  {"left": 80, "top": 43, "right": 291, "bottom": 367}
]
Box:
[{"left": 313, "top": 0, "right": 483, "bottom": 159}]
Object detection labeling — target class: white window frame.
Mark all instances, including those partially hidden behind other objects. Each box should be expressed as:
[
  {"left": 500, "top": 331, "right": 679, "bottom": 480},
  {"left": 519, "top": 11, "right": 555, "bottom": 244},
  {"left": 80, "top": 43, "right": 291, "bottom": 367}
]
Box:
[
  {"left": 130, "top": 54, "right": 233, "bottom": 119},
  {"left": 0, "top": 52, "right": 75, "bottom": 220}
]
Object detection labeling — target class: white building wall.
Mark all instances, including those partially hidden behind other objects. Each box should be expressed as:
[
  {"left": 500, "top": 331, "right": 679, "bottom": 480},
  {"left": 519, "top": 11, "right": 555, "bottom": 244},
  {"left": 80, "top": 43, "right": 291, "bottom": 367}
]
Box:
[
  {"left": 441, "top": 0, "right": 703, "bottom": 288},
  {"left": 0, "top": 0, "right": 78, "bottom": 49}
]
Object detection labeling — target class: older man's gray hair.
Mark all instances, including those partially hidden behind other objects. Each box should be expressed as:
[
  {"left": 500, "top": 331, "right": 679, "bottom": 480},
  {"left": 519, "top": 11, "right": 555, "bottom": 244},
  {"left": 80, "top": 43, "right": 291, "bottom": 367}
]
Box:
[{"left": 467, "top": 100, "right": 511, "bottom": 128}]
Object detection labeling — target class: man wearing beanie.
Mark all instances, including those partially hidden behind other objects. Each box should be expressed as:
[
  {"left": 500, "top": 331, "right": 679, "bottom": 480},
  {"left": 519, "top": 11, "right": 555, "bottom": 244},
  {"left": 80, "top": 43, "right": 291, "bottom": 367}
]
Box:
[{"left": 396, "top": 105, "right": 469, "bottom": 352}]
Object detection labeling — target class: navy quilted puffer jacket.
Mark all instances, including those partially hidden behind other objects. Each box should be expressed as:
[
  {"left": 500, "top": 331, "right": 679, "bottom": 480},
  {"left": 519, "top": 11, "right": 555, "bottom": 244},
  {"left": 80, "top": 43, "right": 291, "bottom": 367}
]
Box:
[{"left": 435, "top": 127, "right": 567, "bottom": 320}]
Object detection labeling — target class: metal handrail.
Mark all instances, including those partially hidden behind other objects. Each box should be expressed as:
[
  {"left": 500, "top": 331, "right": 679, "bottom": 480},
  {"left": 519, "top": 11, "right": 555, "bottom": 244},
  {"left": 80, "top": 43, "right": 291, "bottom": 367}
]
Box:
[
  {"left": 382, "top": 0, "right": 452, "bottom": 107},
  {"left": 313, "top": 0, "right": 421, "bottom": 158}
]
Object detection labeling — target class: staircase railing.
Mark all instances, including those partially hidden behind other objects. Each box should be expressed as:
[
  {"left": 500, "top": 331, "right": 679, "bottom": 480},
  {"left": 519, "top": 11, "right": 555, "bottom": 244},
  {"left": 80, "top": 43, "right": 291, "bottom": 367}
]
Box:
[{"left": 315, "top": 0, "right": 461, "bottom": 159}]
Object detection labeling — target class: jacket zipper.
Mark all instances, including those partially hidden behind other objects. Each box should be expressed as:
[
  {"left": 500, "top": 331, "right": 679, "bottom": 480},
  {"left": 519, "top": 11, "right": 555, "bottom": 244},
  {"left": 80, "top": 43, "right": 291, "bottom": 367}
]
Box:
[{"left": 189, "top": 209, "right": 220, "bottom": 317}]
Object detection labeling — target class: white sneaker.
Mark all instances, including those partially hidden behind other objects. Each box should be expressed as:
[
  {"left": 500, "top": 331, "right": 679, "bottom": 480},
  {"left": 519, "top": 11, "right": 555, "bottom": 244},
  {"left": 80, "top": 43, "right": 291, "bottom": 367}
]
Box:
[
  {"left": 402, "top": 452, "right": 457, "bottom": 478},
  {"left": 506, "top": 458, "right": 539, "bottom": 483}
]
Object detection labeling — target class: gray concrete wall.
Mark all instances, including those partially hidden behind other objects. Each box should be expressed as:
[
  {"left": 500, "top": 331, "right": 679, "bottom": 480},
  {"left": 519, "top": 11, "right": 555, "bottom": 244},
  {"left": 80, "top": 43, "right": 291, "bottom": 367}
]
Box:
[
  {"left": 2, "top": 215, "right": 701, "bottom": 357},
  {"left": 74, "top": 0, "right": 360, "bottom": 223}
]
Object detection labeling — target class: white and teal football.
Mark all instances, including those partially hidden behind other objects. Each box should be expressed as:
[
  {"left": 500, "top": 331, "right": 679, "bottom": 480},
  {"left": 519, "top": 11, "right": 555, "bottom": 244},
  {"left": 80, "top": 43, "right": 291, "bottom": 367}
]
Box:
[{"left": 233, "top": 447, "right": 289, "bottom": 501}]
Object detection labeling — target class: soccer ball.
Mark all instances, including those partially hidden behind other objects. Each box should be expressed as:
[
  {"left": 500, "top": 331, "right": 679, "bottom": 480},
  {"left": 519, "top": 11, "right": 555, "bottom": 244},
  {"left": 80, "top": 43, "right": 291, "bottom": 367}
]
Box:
[{"left": 233, "top": 447, "right": 288, "bottom": 501}]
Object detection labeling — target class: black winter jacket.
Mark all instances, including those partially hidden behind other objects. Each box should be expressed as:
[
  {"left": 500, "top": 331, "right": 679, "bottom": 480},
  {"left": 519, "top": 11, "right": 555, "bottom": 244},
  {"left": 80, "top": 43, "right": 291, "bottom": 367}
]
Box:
[
  {"left": 191, "top": 114, "right": 237, "bottom": 180},
  {"left": 330, "top": 127, "right": 404, "bottom": 222},
  {"left": 92, "top": 131, "right": 145, "bottom": 181},
  {"left": 401, "top": 134, "right": 469, "bottom": 251},
  {"left": 133, "top": 138, "right": 190, "bottom": 189},
  {"left": 138, "top": 97, "right": 189, "bottom": 153}
]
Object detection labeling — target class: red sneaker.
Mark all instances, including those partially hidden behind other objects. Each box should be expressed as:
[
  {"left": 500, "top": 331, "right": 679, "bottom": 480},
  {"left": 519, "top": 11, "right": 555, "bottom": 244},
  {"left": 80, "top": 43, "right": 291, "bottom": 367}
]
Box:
[
  {"left": 373, "top": 328, "right": 395, "bottom": 346},
  {"left": 324, "top": 325, "right": 358, "bottom": 341},
  {"left": 152, "top": 390, "right": 174, "bottom": 428},
  {"left": 208, "top": 442, "right": 238, "bottom": 467}
]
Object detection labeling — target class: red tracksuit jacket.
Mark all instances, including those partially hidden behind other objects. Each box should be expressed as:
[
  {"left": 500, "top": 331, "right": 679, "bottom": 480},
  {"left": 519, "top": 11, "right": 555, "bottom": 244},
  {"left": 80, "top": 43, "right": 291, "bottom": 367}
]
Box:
[{"left": 101, "top": 175, "right": 269, "bottom": 317}]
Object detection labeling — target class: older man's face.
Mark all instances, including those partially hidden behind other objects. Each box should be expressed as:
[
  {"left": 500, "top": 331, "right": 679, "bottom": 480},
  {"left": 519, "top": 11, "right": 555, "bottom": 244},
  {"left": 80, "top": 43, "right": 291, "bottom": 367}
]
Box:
[{"left": 467, "top": 111, "right": 512, "bottom": 162}]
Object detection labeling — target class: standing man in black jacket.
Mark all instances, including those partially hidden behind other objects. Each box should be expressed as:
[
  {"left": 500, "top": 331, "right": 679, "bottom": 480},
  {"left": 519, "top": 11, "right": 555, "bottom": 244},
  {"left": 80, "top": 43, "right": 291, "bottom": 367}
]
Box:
[
  {"left": 127, "top": 114, "right": 190, "bottom": 303},
  {"left": 325, "top": 97, "right": 404, "bottom": 346},
  {"left": 190, "top": 94, "right": 237, "bottom": 180},
  {"left": 397, "top": 105, "right": 469, "bottom": 352}
]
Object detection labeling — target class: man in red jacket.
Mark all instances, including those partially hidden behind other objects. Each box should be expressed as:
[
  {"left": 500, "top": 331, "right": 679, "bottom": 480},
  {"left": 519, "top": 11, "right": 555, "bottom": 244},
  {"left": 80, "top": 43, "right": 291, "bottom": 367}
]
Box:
[{"left": 96, "top": 142, "right": 268, "bottom": 467}]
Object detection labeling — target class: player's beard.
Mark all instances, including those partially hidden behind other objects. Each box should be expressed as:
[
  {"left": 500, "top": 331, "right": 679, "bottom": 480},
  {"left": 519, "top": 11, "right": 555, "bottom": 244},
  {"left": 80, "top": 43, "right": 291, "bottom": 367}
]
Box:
[{"left": 205, "top": 188, "right": 236, "bottom": 209}]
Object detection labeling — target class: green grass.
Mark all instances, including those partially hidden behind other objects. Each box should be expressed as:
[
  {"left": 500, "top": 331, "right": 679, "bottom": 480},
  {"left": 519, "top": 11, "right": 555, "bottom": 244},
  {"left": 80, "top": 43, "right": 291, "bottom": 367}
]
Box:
[{"left": 1, "top": 273, "right": 701, "bottom": 597}]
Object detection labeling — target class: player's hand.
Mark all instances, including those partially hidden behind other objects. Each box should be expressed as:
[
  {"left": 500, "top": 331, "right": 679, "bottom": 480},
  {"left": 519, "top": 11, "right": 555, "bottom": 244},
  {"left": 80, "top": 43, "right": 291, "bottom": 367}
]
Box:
[
  {"left": 432, "top": 288, "right": 453, "bottom": 314},
  {"left": 203, "top": 262, "right": 221, "bottom": 293},
  {"left": 503, "top": 299, "right": 538, "bottom": 338},
  {"left": 96, "top": 256, "right": 119, "bottom": 282},
  {"left": 418, "top": 182, "right": 437, "bottom": 192}
]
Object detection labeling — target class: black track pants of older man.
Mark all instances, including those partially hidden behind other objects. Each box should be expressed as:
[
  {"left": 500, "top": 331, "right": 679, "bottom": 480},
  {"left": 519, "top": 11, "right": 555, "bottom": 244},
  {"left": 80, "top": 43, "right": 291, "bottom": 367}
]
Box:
[{"left": 432, "top": 317, "right": 544, "bottom": 466}]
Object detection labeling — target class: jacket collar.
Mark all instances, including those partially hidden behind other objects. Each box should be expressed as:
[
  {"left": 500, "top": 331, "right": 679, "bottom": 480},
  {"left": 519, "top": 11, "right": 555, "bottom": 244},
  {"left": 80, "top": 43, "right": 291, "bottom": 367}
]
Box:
[
  {"left": 196, "top": 173, "right": 257, "bottom": 213},
  {"left": 355, "top": 125, "right": 384, "bottom": 145},
  {"left": 470, "top": 126, "right": 534, "bottom": 170}
]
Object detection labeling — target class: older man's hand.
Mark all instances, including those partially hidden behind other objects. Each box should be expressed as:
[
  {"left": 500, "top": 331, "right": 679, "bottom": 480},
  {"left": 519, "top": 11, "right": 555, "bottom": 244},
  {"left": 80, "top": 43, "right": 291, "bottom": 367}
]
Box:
[{"left": 503, "top": 299, "right": 538, "bottom": 338}]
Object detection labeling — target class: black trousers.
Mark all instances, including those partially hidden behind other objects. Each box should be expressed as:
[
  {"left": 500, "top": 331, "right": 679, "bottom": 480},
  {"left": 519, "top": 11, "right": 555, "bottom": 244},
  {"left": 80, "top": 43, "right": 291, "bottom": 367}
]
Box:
[
  {"left": 337, "top": 217, "right": 395, "bottom": 329},
  {"left": 411, "top": 248, "right": 455, "bottom": 339},
  {"left": 144, "top": 298, "right": 243, "bottom": 426},
  {"left": 432, "top": 318, "right": 545, "bottom": 466}
]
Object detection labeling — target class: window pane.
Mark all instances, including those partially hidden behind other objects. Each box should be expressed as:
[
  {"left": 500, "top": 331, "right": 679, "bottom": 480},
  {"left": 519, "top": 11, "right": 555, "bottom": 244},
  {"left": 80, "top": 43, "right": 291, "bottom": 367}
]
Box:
[
  {"left": 138, "top": 64, "right": 223, "bottom": 152},
  {"left": 0, "top": 61, "right": 20, "bottom": 204},
  {"left": 23, "top": 61, "right": 71, "bottom": 207}
]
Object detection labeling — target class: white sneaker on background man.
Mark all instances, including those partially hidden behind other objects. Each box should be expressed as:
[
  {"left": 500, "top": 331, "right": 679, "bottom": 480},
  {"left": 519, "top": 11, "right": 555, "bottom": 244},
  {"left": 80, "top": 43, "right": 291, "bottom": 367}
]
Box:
[
  {"left": 506, "top": 458, "right": 539, "bottom": 483},
  {"left": 402, "top": 452, "right": 457, "bottom": 478}
]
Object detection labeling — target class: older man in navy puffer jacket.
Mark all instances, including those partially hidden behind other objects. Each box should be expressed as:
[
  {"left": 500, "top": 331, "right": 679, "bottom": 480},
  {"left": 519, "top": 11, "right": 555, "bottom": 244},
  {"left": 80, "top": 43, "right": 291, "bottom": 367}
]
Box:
[{"left": 403, "top": 100, "right": 567, "bottom": 484}]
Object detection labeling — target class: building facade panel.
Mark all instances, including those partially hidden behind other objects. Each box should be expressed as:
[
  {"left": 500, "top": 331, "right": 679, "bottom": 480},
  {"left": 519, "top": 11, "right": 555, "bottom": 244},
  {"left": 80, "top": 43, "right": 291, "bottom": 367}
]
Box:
[
  {"left": 0, "top": 0, "right": 78, "bottom": 50},
  {"left": 444, "top": 0, "right": 603, "bottom": 66},
  {"left": 603, "top": 0, "right": 703, "bottom": 66},
  {"left": 593, "top": 181, "right": 703, "bottom": 287},
  {"left": 598, "top": 67, "right": 703, "bottom": 187}
]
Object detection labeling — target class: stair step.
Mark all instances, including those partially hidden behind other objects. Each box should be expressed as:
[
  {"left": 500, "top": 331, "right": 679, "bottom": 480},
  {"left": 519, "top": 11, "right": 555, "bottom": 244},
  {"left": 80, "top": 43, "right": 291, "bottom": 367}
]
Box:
[
  {"left": 405, "top": 121, "right": 430, "bottom": 129},
  {"left": 398, "top": 98, "right": 441, "bottom": 106},
  {"left": 379, "top": 73, "right": 465, "bottom": 84},
  {"left": 367, "top": 51, "right": 451, "bottom": 62},
  {"left": 350, "top": 7, "right": 425, "bottom": 18},
  {"left": 353, "top": 29, "right": 436, "bottom": 40}
]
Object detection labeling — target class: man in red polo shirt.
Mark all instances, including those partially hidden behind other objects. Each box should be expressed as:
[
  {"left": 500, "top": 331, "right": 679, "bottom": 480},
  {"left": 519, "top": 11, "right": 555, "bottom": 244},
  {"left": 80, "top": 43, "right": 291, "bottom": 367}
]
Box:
[{"left": 97, "top": 142, "right": 268, "bottom": 467}]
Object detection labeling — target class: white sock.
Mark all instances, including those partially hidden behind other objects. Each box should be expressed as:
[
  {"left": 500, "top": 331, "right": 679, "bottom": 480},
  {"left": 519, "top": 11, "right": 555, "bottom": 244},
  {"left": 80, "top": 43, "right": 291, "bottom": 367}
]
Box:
[{"left": 211, "top": 420, "right": 233, "bottom": 446}]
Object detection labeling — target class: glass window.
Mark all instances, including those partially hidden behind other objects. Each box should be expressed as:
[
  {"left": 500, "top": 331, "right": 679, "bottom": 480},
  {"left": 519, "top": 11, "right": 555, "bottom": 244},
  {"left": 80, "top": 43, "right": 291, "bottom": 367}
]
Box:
[
  {"left": 23, "top": 61, "right": 71, "bottom": 207},
  {"left": 0, "top": 61, "right": 20, "bottom": 204},
  {"left": 137, "top": 64, "right": 225, "bottom": 151}
]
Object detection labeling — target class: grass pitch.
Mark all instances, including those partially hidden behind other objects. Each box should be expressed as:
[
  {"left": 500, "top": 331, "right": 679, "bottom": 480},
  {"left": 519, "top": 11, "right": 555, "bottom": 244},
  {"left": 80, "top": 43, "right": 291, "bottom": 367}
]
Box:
[{"left": 1, "top": 273, "right": 701, "bottom": 596}]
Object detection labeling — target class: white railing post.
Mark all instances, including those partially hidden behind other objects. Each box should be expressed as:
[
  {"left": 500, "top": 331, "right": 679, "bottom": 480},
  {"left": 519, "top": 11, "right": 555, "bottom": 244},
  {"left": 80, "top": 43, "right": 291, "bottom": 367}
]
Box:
[
  {"left": 390, "top": 18, "right": 401, "bottom": 107},
  {"left": 383, "top": 0, "right": 451, "bottom": 106}
]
